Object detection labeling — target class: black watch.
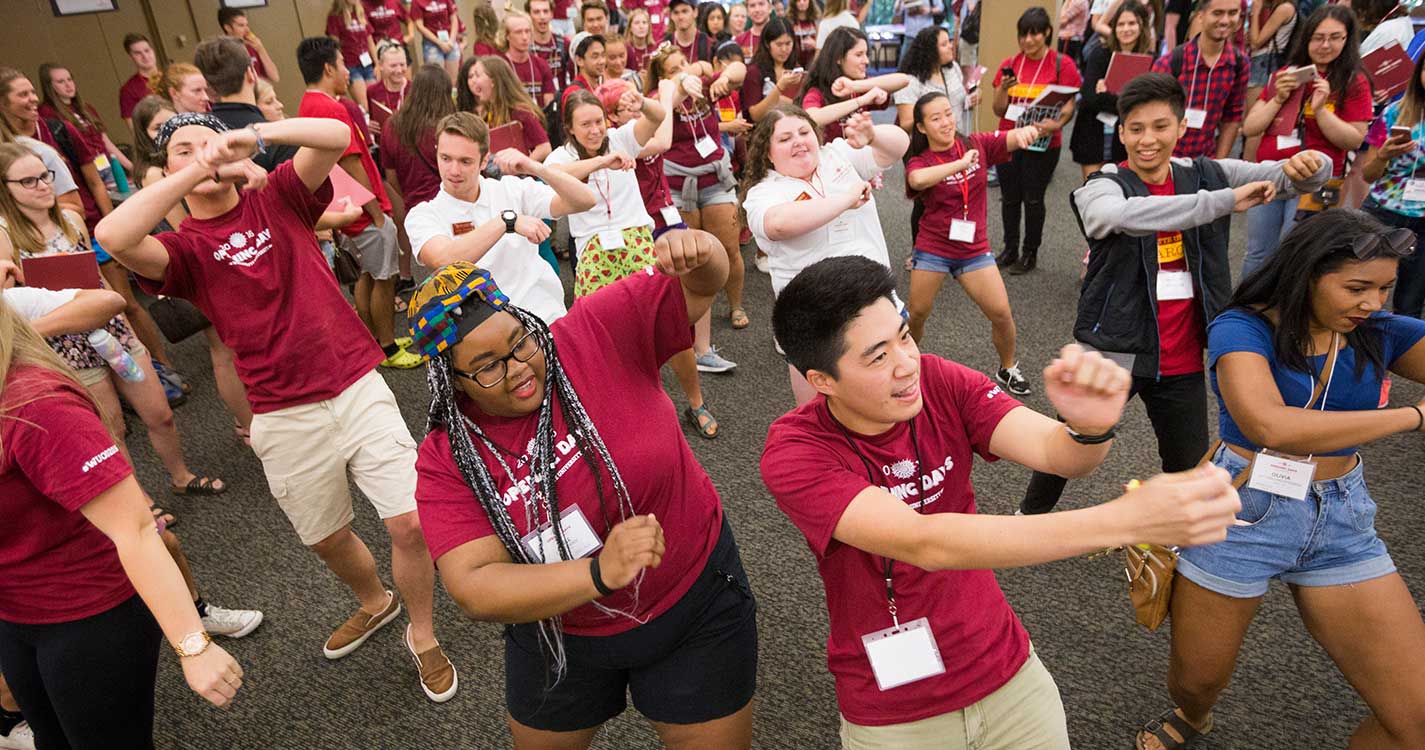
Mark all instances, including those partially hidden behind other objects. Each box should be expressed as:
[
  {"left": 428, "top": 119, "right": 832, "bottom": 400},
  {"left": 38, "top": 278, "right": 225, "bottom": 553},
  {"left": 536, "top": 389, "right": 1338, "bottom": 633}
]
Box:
[{"left": 501, "top": 209, "right": 517, "bottom": 234}]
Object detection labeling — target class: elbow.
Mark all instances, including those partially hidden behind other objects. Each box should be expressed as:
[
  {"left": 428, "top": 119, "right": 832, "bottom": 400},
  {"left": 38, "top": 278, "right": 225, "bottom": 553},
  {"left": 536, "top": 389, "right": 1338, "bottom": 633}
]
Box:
[
  {"left": 93, "top": 220, "right": 122, "bottom": 256},
  {"left": 571, "top": 185, "right": 597, "bottom": 213},
  {"left": 97, "top": 290, "right": 126, "bottom": 318}
]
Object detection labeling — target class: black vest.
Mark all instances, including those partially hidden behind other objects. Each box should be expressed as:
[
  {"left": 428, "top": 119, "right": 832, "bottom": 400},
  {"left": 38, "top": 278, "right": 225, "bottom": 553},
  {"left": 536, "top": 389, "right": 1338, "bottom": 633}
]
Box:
[{"left": 1070, "top": 158, "right": 1234, "bottom": 378}]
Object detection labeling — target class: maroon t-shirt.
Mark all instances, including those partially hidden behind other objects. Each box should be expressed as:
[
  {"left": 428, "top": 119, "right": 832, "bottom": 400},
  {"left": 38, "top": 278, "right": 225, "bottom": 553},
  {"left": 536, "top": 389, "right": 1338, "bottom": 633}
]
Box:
[
  {"left": 367, "top": 79, "right": 408, "bottom": 134},
  {"left": 410, "top": 0, "right": 456, "bottom": 34},
  {"left": 35, "top": 118, "right": 101, "bottom": 232},
  {"left": 364, "top": 0, "right": 408, "bottom": 41},
  {"left": 761, "top": 355, "right": 1030, "bottom": 726},
  {"left": 626, "top": 41, "right": 653, "bottom": 77},
  {"left": 665, "top": 75, "right": 724, "bottom": 188},
  {"left": 907, "top": 132, "right": 1011, "bottom": 260},
  {"left": 246, "top": 43, "right": 272, "bottom": 81},
  {"left": 39, "top": 103, "right": 106, "bottom": 157},
  {"left": 415, "top": 270, "right": 722, "bottom": 636},
  {"left": 139, "top": 164, "right": 384, "bottom": 413},
  {"left": 299, "top": 91, "right": 391, "bottom": 235},
  {"left": 635, "top": 150, "right": 676, "bottom": 229},
  {"left": 119, "top": 72, "right": 150, "bottom": 120},
  {"left": 0, "top": 367, "right": 136, "bottom": 625},
  {"left": 504, "top": 52, "right": 557, "bottom": 104},
  {"left": 327, "top": 13, "right": 376, "bottom": 68},
  {"left": 735, "top": 28, "right": 762, "bottom": 56},
  {"left": 380, "top": 126, "right": 442, "bottom": 205},
  {"left": 531, "top": 32, "right": 570, "bottom": 89}
]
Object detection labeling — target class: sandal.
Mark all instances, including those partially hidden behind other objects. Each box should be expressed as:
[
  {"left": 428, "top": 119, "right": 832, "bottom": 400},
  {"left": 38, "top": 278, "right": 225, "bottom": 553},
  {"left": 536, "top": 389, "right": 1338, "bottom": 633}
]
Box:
[
  {"left": 234, "top": 424, "right": 251, "bottom": 447},
  {"left": 684, "top": 404, "right": 719, "bottom": 440},
  {"left": 729, "top": 308, "right": 750, "bottom": 330},
  {"left": 151, "top": 506, "right": 177, "bottom": 531},
  {"left": 172, "top": 475, "right": 227, "bottom": 496},
  {"left": 1136, "top": 709, "right": 1213, "bottom": 750},
  {"left": 395, "top": 296, "right": 409, "bottom": 314}
]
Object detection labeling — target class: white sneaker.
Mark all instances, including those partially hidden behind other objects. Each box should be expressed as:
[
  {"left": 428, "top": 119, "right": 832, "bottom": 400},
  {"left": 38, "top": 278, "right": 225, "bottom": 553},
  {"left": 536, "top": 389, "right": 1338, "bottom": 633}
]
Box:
[
  {"left": 0, "top": 721, "right": 35, "bottom": 750},
  {"left": 754, "top": 252, "right": 770, "bottom": 274},
  {"left": 203, "top": 604, "right": 265, "bottom": 638}
]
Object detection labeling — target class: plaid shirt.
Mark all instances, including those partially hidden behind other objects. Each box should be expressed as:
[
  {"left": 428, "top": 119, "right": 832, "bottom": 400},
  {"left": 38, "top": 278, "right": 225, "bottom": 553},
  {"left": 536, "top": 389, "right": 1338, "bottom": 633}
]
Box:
[{"left": 1151, "top": 38, "right": 1249, "bottom": 158}]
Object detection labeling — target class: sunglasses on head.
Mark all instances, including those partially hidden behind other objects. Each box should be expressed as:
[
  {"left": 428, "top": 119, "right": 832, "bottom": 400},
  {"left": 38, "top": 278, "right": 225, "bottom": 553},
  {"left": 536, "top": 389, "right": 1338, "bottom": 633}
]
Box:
[{"left": 1350, "top": 227, "right": 1417, "bottom": 259}]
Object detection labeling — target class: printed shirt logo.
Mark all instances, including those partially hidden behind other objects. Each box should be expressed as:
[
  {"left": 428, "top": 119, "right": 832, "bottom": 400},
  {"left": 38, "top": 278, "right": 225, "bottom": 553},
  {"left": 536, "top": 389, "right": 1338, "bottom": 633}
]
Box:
[
  {"left": 81, "top": 445, "right": 118, "bottom": 473},
  {"left": 498, "top": 428, "right": 584, "bottom": 509},
  {"left": 213, "top": 228, "right": 273, "bottom": 268},
  {"left": 1157, "top": 232, "right": 1185, "bottom": 264},
  {"left": 880, "top": 453, "right": 956, "bottom": 508},
  {"left": 986, "top": 385, "right": 1003, "bottom": 399}
]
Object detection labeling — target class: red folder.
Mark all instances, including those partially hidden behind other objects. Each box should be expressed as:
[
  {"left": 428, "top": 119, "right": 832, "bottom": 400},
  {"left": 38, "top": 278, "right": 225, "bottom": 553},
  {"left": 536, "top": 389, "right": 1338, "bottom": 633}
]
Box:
[
  {"left": 1266, "top": 69, "right": 1314, "bottom": 137},
  {"left": 1029, "top": 85, "right": 1079, "bottom": 111},
  {"left": 21, "top": 252, "right": 102, "bottom": 291},
  {"left": 1104, "top": 52, "right": 1153, "bottom": 94},
  {"left": 1363, "top": 42, "right": 1414, "bottom": 101},
  {"left": 488, "top": 121, "right": 529, "bottom": 156},
  {"left": 325, "top": 167, "right": 376, "bottom": 213}
]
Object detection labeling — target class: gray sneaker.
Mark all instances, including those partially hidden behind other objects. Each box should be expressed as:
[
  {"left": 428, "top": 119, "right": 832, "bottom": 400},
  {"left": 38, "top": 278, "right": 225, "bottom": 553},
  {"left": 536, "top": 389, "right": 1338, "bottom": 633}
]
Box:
[{"left": 696, "top": 346, "right": 738, "bottom": 373}]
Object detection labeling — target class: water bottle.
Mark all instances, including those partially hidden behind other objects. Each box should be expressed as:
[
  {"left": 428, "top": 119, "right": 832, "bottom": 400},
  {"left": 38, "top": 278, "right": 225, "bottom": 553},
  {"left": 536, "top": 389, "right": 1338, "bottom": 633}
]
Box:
[
  {"left": 111, "top": 157, "right": 130, "bottom": 194},
  {"left": 92, "top": 154, "right": 117, "bottom": 192},
  {"left": 87, "top": 329, "right": 145, "bottom": 382}
]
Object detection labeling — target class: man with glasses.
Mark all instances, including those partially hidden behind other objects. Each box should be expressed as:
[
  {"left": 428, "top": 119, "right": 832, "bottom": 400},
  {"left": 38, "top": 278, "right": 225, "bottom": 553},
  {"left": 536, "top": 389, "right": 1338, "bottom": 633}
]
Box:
[
  {"left": 196, "top": 37, "right": 299, "bottom": 172},
  {"left": 404, "top": 112, "right": 595, "bottom": 323}
]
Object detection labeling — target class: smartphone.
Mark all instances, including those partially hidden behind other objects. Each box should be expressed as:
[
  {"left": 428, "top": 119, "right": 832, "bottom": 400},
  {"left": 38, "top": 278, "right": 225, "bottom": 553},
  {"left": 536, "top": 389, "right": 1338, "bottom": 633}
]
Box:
[
  {"left": 1000, "top": 66, "right": 1015, "bottom": 80},
  {"left": 1287, "top": 64, "right": 1316, "bottom": 85},
  {"left": 792, "top": 67, "right": 804, "bottom": 74},
  {"left": 1391, "top": 125, "right": 1413, "bottom": 140}
]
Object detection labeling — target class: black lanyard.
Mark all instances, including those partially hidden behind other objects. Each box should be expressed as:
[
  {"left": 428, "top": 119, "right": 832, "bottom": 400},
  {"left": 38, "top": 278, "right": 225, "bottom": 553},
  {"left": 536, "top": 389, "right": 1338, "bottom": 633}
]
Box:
[{"left": 829, "top": 406, "right": 927, "bottom": 624}]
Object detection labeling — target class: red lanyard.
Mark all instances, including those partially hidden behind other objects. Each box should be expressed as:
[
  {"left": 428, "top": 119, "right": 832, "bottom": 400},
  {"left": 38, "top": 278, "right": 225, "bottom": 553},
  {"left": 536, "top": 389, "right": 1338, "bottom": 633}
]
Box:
[
  {"left": 928, "top": 142, "right": 971, "bottom": 218},
  {"left": 591, "top": 168, "right": 613, "bottom": 220},
  {"left": 1013, "top": 53, "right": 1049, "bottom": 104}
]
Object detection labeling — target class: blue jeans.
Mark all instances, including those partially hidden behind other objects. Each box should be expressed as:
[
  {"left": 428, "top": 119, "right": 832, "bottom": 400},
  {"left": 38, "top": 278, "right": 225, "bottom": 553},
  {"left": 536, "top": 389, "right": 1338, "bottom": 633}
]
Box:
[
  {"left": 1242, "top": 195, "right": 1298, "bottom": 279},
  {"left": 1363, "top": 200, "right": 1425, "bottom": 318}
]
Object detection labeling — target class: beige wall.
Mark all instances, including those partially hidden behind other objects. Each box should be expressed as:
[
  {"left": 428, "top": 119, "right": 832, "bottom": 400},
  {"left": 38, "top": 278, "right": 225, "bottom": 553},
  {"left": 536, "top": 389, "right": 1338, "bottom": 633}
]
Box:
[{"left": 974, "top": 0, "right": 1058, "bottom": 133}]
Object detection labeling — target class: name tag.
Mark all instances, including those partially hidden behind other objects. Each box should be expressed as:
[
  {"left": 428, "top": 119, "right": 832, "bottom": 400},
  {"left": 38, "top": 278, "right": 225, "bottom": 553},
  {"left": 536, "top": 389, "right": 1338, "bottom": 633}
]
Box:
[
  {"left": 451, "top": 221, "right": 474, "bottom": 236},
  {"left": 1185, "top": 108, "right": 1207, "bottom": 130},
  {"left": 1156, "top": 270, "right": 1194, "bottom": 301},
  {"left": 1276, "top": 134, "right": 1303, "bottom": 150},
  {"left": 1004, "top": 104, "right": 1026, "bottom": 122},
  {"left": 1247, "top": 452, "right": 1316, "bottom": 501},
  {"left": 520, "top": 505, "right": 604, "bottom": 562},
  {"left": 1404, "top": 179, "right": 1425, "bottom": 203},
  {"left": 828, "top": 217, "right": 853, "bottom": 244},
  {"left": 651, "top": 13, "right": 661, "bottom": 22},
  {"left": 949, "top": 218, "right": 976, "bottom": 243},
  {"left": 598, "top": 228, "right": 626, "bottom": 249},
  {"left": 660, "top": 204, "right": 682, "bottom": 225},
  {"left": 359, "top": 51, "right": 373, "bottom": 67},
  {"left": 862, "top": 617, "right": 946, "bottom": 691},
  {"left": 1096, "top": 111, "right": 1119, "bottom": 127},
  {"left": 694, "top": 135, "right": 718, "bottom": 157},
  {"left": 437, "top": 29, "right": 451, "bottom": 42}
]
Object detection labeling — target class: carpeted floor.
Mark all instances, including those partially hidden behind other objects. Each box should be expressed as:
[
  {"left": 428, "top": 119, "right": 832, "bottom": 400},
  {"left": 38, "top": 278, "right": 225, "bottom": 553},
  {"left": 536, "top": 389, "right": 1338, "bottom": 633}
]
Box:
[{"left": 128, "top": 122, "right": 1425, "bottom": 749}]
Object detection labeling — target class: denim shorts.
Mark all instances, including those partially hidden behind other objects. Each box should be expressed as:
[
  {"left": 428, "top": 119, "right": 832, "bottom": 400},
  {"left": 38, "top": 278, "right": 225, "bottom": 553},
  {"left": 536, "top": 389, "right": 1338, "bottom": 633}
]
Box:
[
  {"left": 1177, "top": 444, "right": 1395, "bottom": 599},
  {"left": 670, "top": 181, "right": 737, "bottom": 212},
  {"left": 349, "top": 62, "right": 376, "bottom": 82},
  {"left": 911, "top": 249, "right": 995, "bottom": 277},
  {"left": 422, "top": 38, "right": 460, "bottom": 64},
  {"left": 1249, "top": 52, "right": 1285, "bottom": 87}
]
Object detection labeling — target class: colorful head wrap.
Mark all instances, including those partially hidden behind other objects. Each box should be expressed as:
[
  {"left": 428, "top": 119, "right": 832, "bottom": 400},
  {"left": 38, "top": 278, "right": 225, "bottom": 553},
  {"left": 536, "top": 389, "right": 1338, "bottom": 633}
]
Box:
[
  {"left": 154, "top": 112, "right": 230, "bottom": 151},
  {"left": 408, "top": 262, "right": 511, "bottom": 361}
]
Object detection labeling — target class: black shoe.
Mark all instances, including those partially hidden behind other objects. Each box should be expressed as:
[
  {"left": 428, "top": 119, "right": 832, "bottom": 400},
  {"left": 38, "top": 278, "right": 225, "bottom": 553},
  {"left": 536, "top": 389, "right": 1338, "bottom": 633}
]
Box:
[
  {"left": 995, "top": 248, "right": 1019, "bottom": 268},
  {"left": 995, "top": 363, "right": 1032, "bottom": 396},
  {"left": 1009, "top": 251, "right": 1037, "bottom": 275}
]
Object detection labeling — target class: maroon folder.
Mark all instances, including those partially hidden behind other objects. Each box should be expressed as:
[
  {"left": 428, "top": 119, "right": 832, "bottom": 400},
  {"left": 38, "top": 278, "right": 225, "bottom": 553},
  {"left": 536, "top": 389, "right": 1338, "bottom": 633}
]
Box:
[
  {"left": 488, "top": 122, "right": 529, "bottom": 156},
  {"left": 1363, "top": 42, "right": 1414, "bottom": 101},
  {"left": 1104, "top": 52, "right": 1153, "bottom": 94},
  {"left": 20, "top": 252, "right": 102, "bottom": 291}
]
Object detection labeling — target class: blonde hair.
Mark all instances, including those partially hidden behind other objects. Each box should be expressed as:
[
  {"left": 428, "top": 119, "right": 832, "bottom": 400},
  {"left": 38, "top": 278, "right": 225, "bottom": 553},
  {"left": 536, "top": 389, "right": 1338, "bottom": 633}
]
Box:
[
  {"left": 0, "top": 292, "right": 104, "bottom": 457},
  {"left": 822, "top": 0, "right": 848, "bottom": 16},
  {"left": 149, "top": 62, "right": 202, "bottom": 99},
  {"left": 623, "top": 8, "right": 652, "bottom": 46},
  {"left": 0, "top": 143, "right": 83, "bottom": 262},
  {"left": 476, "top": 56, "right": 546, "bottom": 127},
  {"left": 499, "top": 10, "right": 532, "bottom": 49}
]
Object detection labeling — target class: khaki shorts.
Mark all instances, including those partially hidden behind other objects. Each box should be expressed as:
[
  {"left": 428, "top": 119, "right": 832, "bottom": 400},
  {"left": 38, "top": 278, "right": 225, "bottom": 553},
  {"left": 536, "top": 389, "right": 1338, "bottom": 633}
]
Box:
[
  {"left": 249, "top": 369, "right": 418, "bottom": 546},
  {"left": 839, "top": 647, "right": 1068, "bottom": 750}
]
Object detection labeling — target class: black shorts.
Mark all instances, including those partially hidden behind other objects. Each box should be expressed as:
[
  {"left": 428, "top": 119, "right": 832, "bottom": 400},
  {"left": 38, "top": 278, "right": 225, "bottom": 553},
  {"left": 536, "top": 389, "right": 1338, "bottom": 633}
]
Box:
[{"left": 504, "top": 516, "right": 758, "bottom": 732}]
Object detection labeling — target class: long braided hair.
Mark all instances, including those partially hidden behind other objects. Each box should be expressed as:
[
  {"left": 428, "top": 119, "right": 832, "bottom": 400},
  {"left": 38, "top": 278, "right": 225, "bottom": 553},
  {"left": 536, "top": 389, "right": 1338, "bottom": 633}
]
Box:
[{"left": 422, "top": 302, "right": 642, "bottom": 683}]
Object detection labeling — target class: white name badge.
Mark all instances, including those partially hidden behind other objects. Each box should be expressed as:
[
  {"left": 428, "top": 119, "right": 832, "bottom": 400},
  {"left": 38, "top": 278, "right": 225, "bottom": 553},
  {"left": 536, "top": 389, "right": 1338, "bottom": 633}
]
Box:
[
  {"left": 1156, "top": 270, "right": 1194, "bottom": 301},
  {"left": 359, "top": 51, "right": 373, "bottom": 67},
  {"left": 598, "top": 228, "right": 626, "bottom": 249},
  {"left": 862, "top": 617, "right": 946, "bottom": 691},
  {"left": 1276, "top": 134, "right": 1303, "bottom": 150},
  {"left": 1185, "top": 108, "right": 1207, "bottom": 129},
  {"left": 437, "top": 29, "right": 450, "bottom": 42},
  {"left": 1247, "top": 452, "right": 1317, "bottom": 501},
  {"left": 949, "top": 218, "right": 977, "bottom": 243},
  {"left": 651, "top": 13, "right": 661, "bottom": 23},
  {"left": 1004, "top": 104, "right": 1026, "bottom": 122},
  {"left": 694, "top": 135, "right": 718, "bottom": 157},
  {"left": 828, "top": 217, "right": 853, "bottom": 244},
  {"left": 1096, "top": 111, "right": 1119, "bottom": 127},
  {"left": 660, "top": 204, "right": 682, "bottom": 225},
  {"left": 521, "top": 505, "right": 604, "bottom": 562},
  {"left": 1404, "top": 179, "right": 1425, "bottom": 203}
]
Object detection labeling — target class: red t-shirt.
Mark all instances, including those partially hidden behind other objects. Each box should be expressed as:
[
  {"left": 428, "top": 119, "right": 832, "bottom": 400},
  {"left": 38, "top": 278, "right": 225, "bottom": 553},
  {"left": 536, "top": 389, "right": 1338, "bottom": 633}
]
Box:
[
  {"left": 628, "top": 0, "right": 668, "bottom": 38},
  {"left": 793, "top": 20, "right": 817, "bottom": 67},
  {"left": 35, "top": 118, "right": 101, "bottom": 232},
  {"left": 472, "top": 41, "right": 501, "bottom": 57},
  {"left": 560, "top": 74, "right": 598, "bottom": 107},
  {"left": 119, "top": 72, "right": 150, "bottom": 120},
  {"left": 504, "top": 53, "right": 557, "bottom": 104},
  {"left": 801, "top": 86, "right": 891, "bottom": 142},
  {"left": 531, "top": 33, "right": 570, "bottom": 89},
  {"left": 246, "top": 43, "right": 272, "bottom": 81},
  {"left": 666, "top": 79, "right": 724, "bottom": 186},
  {"left": 139, "top": 164, "right": 385, "bottom": 413},
  {"left": 504, "top": 107, "right": 551, "bottom": 153},
  {"left": 1142, "top": 174, "right": 1205, "bottom": 375},
  {"left": 364, "top": 0, "right": 408, "bottom": 41},
  {"left": 735, "top": 28, "right": 762, "bottom": 56},
  {"left": 39, "top": 103, "right": 106, "bottom": 157},
  {"left": 367, "top": 79, "right": 408, "bottom": 134},
  {"left": 1255, "top": 71, "right": 1373, "bottom": 176},
  {"left": 907, "top": 132, "right": 1011, "bottom": 260},
  {"left": 298, "top": 90, "right": 391, "bottom": 235},
  {"left": 0, "top": 368, "right": 135, "bottom": 625},
  {"left": 673, "top": 32, "right": 710, "bottom": 64},
  {"left": 327, "top": 13, "right": 376, "bottom": 68},
  {"left": 380, "top": 126, "right": 442, "bottom": 205},
  {"left": 760, "top": 355, "right": 1030, "bottom": 726},
  {"left": 990, "top": 50, "right": 1081, "bottom": 150},
  {"left": 415, "top": 270, "right": 722, "bottom": 636},
  {"left": 410, "top": 0, "right": 456, "bottom": 34}
]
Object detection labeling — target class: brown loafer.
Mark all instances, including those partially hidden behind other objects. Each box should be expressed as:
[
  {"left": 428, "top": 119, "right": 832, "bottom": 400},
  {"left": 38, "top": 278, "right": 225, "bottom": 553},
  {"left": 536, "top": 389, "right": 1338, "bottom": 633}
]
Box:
[
  {"left": 404, "top": 625, "right": 458, "bottom": 702},
  {"left": 323, "top": 590, "right": 401, "bottom": 660}
]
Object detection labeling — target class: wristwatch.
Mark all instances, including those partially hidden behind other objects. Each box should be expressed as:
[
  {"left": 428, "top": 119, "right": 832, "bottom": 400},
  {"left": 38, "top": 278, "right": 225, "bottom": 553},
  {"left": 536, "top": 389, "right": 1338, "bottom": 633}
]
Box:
[
  {"left": 172, "top": 630, "right": 212, "bottom": 658},
  {"left": 501, "top": 209, "right": 518, "bottom": 234}
]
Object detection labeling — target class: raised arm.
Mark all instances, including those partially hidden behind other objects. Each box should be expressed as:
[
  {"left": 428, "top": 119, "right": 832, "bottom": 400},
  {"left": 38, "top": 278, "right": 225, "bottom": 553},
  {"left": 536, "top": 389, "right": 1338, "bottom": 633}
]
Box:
[
  {"left": 639, "top": 79, "right": 677, "bottom": 157},
  {"left": 806, "top": 87, "right": 888, "bottom": 126},
  {"left": 654, "top": 228, "right": 729, "bottom": 333},
  {"left": 544, "top": 151, "right": 632, "bottom": 181},
  {"left": 632, "top": 81, "right": 670, "bottom": 147},
  {"left": 841, "top": 112, "right": 908, "bottom": 168},
  {"left": 758, "top": 185, "right": 869, "bottom": 240},
  {"left": 492, "top": 150, "right": 596, "bottom": 217},
  {"left": 94, "top": 163, "right": 209, "bottom": 282}
]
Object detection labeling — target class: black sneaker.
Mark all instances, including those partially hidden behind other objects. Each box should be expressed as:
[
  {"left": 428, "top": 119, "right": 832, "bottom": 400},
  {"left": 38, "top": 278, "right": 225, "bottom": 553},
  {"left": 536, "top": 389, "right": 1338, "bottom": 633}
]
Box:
[{"left": 996, "top": 364, "right": 1031, "bottom": 396}]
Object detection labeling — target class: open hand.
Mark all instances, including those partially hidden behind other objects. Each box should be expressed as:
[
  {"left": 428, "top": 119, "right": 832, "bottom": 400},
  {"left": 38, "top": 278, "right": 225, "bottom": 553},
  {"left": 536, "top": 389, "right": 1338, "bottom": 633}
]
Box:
[{"left": 1042, "top": 344, "right": 1131, "bottom": 435}]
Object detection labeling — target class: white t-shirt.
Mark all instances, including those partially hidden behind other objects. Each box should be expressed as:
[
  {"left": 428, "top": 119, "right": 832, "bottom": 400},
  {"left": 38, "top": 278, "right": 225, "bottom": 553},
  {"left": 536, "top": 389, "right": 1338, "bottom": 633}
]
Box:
[
  {"left": 1, "top": 286, "right": 77, "bottom": 321},
  {"left": 404, "top": 177, "right": 567, "bottom": 324},
  {"left": 1362, "top": 17, "right": 1415, "bottom": 56},
  {"left": 743, "top": 139, "right": 890, "bottom": 295},
  {"left": 543, "top": 121, "right": 654, "bottom": 254},
  {"left": 817, "top": 12, "right": 860, "bottom": 49},
  {"left": 894, "top": 65, "right": 970, "bottom": 132}
]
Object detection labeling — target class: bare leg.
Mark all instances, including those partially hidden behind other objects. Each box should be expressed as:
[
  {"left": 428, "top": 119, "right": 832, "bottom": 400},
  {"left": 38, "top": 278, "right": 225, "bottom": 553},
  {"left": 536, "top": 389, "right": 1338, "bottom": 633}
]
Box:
[
  {"left": 350, "top": 78, "right": 369, "bottom": 112},
  {"left": 652, "top": 702, "right": 754, "bottom": 750},
  {"left": 309, "top": 525, "right": 391, "bottom": 614},
  {"left": 0, "top": 674, "right": 17, "bottom": 712},
  {"left": 371, "top": 276, "right": 397, "bottom": 347},
  {"left": 204, "top": 328, "right": 252, "bottom": 430},
  {"left": 385, "top": 511, "right": 438, "bottom": 650},
  {"left": 906, "top": 268, "right": 950, "bottom": 342},
  {"left": 956, "top": 265, "right": 1018, "bottom": 369},
  {"left": 387, "top": 182, "right": 414, "bottom": 280},
  {"left": 354, "top": 273, "right": 377, "bottom": 341},
  {"left": 1294, "top": 574, "right": 1425, "bottom": 749},
  {"left": 508, "top": 715, "right": 599, "bottom": 750},
  {"left": 693, "top": 311, "right": 712, "bottom": 357},
  {"left": 112, "top": 351, "right": 202, "bottom": 489},
  {"left": 669, "top": 348, "right": 706, "bottom": 410},
  {"left": 160, "top": 528, "right": 202, "bottom": 601},
  {"left": 101, "top": 262, "right": 171, "bottom": 368},
  {"left": 700, "top": 203, "right": 745, "bottom": 315}
]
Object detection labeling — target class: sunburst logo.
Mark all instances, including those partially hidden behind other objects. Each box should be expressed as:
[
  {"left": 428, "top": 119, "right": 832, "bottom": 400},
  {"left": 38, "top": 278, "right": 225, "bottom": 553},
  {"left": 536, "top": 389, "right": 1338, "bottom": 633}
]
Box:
[
  {"left": 889, "top": 459, "right": 916, "bottom": 480},
  {"left": 228, "top": 232, "right": 248, "bottom": 249}
]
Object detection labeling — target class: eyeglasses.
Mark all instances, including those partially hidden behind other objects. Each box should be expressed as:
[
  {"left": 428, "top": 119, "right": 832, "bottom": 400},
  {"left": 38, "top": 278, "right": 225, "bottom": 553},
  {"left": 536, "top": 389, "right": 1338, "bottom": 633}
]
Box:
[
  {"left": 453, "top": 329, "right": 542, "bottom": 388},
  {"left": 1310, "top": 33, "right": 1348, "bottom": 44},
  {"left": 1351, "top": 227, "right": 1417, "bottom": 259},
  {"left": 4, "top": 170, "right": 55, "bottom": 190}
]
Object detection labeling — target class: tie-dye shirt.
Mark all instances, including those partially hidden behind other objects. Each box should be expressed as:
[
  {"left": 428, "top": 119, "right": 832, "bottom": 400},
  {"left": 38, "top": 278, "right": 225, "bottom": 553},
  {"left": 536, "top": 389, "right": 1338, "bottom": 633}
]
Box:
[{"left": 1365, "top": 101, "right": 1425, "bottom": 217}]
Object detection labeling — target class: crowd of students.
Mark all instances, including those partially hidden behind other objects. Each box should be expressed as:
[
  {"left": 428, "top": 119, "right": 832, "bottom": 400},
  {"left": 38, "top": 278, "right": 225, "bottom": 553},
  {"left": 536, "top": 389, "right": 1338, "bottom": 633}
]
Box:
[{"left": 4, "top": 0, "right": 1425, "bottom": 749}]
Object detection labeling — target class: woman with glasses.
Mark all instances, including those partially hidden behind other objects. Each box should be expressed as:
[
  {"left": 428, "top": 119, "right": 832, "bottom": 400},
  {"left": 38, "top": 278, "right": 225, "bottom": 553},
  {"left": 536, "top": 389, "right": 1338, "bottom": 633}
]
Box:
[
  {"left": 408, "top": 233, "right": 757, "bottom": 748},
  {"left": 1136, "top": 209, "right": 1425, "bottom": 750},
  {"left": 1241, "top": 4, "right": 1372, "bottom": 277}
]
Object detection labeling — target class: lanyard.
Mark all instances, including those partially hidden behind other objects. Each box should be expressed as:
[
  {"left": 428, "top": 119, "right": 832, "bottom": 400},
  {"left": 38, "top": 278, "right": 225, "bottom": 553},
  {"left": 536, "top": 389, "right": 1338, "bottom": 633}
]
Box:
[
  {"left": 1186, "top": 43, "right": 1214, "bottom": 112},
  {"left": 798, "top": 168, "right": 827, "bottom": 198},
  {"left": 680, "top": 101, "right": 714, "bottom": 145},
  {"left": 1013, "top": 52, "right": 1049, "bottom": 104},
  {"left": 1299, "top": 332, "right": 1339, "bottom": 462},
  {"left": 591, "top": 168, "right": 614, "bottom": 220},
  {"left": 929, "top": 142, "right": 971, "bottom": 219},
  {"left": 830, "top": 409, "right": 927, "bottom": 628}
]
